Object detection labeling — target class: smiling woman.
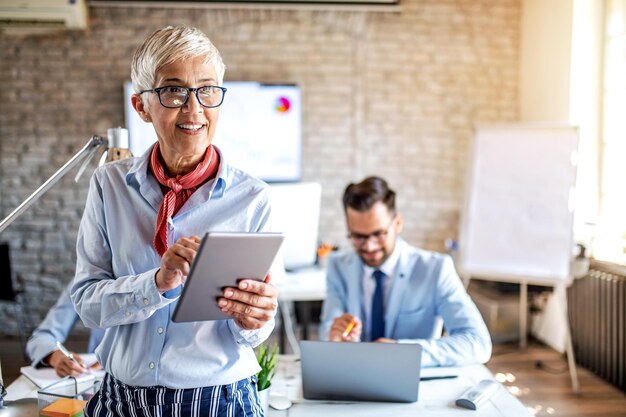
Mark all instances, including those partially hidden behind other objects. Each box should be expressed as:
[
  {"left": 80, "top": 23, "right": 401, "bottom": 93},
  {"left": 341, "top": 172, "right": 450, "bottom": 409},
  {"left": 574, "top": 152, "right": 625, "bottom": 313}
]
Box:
[{"left": 70, "top": 26, "right": 281, "bottom": 417}]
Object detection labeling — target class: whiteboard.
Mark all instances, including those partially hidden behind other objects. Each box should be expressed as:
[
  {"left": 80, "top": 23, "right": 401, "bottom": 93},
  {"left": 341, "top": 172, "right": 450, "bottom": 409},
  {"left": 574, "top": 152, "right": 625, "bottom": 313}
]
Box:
[{"left": 458, "top": 125, "right": 578, "bottom": 283}]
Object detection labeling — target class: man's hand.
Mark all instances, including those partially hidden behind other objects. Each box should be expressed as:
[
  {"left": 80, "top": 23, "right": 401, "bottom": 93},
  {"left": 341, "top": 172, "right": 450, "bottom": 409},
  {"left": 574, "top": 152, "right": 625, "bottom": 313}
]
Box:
[
  {"left": 218, "top": 274, "right": 278, "bottom": 329},
  {"left": 329, "top": 313, "right": 362, "bottom": 342},
  {"left": 374, "top": 337, "right": 397, "bottom": 343},
  {"left": 156, "top": 236, "right": 202, "bottom": 293},
  {"left": 46, "top": 350, "right": 87, "bottom": 377}
]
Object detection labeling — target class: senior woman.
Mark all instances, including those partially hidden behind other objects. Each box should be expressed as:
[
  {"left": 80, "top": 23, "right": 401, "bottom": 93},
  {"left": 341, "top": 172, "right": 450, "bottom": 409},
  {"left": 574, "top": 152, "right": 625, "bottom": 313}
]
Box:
[{"left": 71, "top": 26, "right": 278, "bottom": 416}]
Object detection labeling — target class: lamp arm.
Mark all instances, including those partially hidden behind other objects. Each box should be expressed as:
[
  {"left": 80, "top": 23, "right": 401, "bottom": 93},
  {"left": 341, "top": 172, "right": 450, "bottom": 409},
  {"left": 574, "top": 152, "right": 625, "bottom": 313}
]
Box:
[{"left": 0, "top": 135, "right": 107, "bottom": 234}]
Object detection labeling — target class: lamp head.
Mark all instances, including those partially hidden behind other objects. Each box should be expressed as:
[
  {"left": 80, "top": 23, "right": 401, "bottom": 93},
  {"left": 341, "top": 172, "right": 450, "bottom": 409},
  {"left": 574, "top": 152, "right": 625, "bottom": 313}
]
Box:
[{"left": 104, "top": 127, "right": 133, "bottom": 163}]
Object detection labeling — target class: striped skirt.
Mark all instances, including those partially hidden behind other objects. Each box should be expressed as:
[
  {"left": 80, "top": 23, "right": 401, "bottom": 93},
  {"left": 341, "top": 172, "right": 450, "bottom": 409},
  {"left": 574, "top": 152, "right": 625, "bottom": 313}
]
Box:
[{"left": 85, "top": 373, "right": 264, "bottom": 417}]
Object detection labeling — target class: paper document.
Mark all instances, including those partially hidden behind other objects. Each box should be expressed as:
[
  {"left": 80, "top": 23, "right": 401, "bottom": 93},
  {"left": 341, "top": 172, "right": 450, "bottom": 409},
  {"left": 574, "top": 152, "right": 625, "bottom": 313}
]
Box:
[{"left": 20, "top": 353, "right": 104, "bottom": 388}]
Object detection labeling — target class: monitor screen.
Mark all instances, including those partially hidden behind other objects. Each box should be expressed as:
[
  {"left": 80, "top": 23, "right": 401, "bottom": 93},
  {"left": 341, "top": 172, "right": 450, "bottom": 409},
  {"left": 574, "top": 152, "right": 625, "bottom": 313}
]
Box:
[
  {"left": 123, "top": 81, "right": 157, "bottom": 157},
  {"left": 124, "top": 81, "right": 302, "bottom": 182},
  {"left": 269, "top": 182, "right": 322, "bottom": 271},
  {"left": 214, "top": 82, "right": 301, "bottom": 182}
]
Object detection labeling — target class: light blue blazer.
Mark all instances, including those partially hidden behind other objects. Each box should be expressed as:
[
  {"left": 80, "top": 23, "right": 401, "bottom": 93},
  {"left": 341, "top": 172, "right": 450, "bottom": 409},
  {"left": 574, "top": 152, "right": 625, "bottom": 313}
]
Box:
[{"left": 319, "top": 239, "right": 492, "bottom": 367}]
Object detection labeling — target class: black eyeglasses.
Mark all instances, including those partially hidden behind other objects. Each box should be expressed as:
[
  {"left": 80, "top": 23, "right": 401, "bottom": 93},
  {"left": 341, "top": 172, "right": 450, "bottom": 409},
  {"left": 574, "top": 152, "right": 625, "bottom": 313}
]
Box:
[
  {"left": 347, "top": 217, "right": 396, "bottom": 246},
  {"left": 141, "top": 85, "right": 227, "bottom": 108}
]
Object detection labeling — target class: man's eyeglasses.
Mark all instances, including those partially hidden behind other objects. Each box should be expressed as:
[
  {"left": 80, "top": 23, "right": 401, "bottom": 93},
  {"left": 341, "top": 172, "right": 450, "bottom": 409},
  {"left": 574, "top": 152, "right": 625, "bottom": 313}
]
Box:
[
  {"left": 141, "top": 85, "right": 227, "bottom": 109},
  {"left": 347, "top": 218, "right": 396, "bottom": 246}
]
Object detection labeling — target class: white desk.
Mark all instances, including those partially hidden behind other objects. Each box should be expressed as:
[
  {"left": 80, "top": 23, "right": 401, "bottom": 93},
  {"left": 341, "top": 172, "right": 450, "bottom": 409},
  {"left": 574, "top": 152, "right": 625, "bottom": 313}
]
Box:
[
  {"left": 274, "top": 267, "right": 326, "bottom": 302},
  {"left": 274, "top": 267, "right": 327, "bottom": 355},
  {"left": 269, "top": 355, "right": 532, "bottom": 417},
  {"left": 5, "top": 375, "right": 38, "bottom": 400},
  {"left": 6, "top": 356, "right": 532, "bottom": 417}
]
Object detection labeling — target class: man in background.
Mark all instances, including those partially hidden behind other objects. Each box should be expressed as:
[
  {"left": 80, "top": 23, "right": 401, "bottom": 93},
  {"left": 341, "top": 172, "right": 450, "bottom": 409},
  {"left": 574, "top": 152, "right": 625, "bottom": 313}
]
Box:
[
  {"left": 319, "top": 176, "right": 492, "bottom": 367},
  {"left": 26, "top": 282, "right": 104, "bottom": 377}
]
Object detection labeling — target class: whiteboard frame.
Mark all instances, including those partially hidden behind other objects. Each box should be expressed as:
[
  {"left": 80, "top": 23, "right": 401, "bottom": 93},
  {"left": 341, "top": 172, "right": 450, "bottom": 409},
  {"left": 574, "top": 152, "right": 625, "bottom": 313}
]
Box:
[
  {"left": 456, "top": 124, "right": 580, "bottom": 393},
  {"left": 457, "top": 123, "right": 579, "bottom": 285}
]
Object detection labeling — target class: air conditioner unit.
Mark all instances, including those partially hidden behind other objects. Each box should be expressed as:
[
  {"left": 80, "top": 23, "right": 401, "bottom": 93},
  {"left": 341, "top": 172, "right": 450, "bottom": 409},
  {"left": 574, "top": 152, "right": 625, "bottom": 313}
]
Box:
[
  {"left": 0, "top": 0, "right": 88, "bottom": 33},
  {"left": 91, "top": 0, "right": 399, "bottom": 12}
]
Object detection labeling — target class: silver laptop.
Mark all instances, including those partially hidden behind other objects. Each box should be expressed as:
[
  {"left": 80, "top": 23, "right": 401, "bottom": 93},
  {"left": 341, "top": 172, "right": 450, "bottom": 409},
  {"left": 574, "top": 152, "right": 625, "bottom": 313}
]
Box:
[{"left": 300, "top": 340, "right": 422, "bottom": 403}]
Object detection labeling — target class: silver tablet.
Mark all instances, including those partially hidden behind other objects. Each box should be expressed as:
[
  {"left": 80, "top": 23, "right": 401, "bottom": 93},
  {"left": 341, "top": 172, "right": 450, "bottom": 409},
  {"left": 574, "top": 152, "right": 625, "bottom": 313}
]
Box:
[{"left": 172, "top": 232, "right": 284, "bottom": 322}]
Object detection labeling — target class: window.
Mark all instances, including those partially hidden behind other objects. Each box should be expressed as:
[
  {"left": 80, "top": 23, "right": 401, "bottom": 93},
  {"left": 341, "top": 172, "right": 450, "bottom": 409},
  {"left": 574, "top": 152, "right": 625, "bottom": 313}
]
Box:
[{"left": 593, "top": 0, "right": 626, "bottom": 263}]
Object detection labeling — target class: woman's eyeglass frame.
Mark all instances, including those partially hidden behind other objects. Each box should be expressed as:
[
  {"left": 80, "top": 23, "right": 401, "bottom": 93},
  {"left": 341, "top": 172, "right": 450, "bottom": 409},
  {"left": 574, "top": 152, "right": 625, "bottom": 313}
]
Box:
[{"left": 140, "top": 85, "right": 227, "bottom": 109}]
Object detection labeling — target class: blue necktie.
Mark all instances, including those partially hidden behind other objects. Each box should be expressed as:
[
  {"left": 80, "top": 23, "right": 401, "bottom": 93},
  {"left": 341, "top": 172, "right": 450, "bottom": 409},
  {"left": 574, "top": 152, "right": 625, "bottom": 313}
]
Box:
[{"left": 370, "top": 270, "right": 386, "bottom": 341}]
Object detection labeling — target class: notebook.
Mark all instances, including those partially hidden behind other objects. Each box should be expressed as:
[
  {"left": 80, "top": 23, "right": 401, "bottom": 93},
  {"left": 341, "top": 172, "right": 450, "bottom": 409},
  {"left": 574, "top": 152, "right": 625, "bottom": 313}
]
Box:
[
  {"left": 20, "top": 353, "right": 104, "bottom": 388},
  {"left": 300, "top": 340, "right": 422, "bottom": 403}
]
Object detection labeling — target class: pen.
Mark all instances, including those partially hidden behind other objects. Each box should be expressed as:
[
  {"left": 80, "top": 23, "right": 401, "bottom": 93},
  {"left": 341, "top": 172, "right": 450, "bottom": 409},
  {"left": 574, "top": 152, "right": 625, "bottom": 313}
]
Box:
[
  {"left": 420, "top": 375, "right": 458, "bottom": 381},
  {"left": 55, "top": 341, "right": 87, "bottom": 370},
  {"left": 342, "top": 319, "right": 358, "bottom": 338}
]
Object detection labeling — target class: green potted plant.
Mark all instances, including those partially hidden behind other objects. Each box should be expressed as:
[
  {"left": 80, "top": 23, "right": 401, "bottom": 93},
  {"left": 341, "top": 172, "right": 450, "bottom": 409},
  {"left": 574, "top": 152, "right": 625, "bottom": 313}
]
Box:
[{"left": 256, "top": 343, "right": 278, "bottom": 413}]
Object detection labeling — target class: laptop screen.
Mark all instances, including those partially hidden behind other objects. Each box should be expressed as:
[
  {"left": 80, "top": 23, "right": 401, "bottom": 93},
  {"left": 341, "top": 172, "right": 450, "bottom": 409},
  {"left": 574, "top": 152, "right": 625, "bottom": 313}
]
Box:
[{"left": 300, "top": 341, "right": 422, "bottom": 403}]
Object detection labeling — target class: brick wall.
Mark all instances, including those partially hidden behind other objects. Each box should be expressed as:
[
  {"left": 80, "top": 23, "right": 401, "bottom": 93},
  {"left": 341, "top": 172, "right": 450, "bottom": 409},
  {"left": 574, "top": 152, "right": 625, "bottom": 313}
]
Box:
[{"left": 0, "top": 0, "right": 519, "bottom": 333}]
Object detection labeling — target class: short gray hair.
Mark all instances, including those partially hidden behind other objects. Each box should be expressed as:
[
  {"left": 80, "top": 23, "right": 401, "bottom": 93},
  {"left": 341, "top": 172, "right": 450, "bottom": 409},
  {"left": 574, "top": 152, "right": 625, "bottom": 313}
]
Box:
[{"left": 131, "top": 26, "right": 226, "bottom": 93}]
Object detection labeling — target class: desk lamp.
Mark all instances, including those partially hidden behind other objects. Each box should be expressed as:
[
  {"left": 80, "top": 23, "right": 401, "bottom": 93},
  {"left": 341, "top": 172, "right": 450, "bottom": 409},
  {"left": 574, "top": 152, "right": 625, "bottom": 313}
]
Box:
[{"left": 0, "top": 127, "right": 131, "bottom": 234}]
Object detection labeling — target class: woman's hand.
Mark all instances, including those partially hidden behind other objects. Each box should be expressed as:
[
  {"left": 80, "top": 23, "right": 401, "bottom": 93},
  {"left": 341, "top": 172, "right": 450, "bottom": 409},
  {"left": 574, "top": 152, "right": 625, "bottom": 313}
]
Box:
[
  {"left": 218, "top": 274, "right": 279, "bottom": 330},
  {"left": 47, "top": 350, "right": 87, "bottom": 377},
  {"left": 155, "top": 236, "right": 202, "bottom": 293},
  {"left": 329, "top": 313, "right": 362, "bottom": 342}
]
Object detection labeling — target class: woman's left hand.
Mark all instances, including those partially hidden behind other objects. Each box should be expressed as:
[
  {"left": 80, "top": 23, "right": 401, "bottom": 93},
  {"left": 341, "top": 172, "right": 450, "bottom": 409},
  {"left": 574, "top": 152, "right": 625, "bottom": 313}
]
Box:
[{"left": 218, "top": 274, "right": 278, "bottom": 330}]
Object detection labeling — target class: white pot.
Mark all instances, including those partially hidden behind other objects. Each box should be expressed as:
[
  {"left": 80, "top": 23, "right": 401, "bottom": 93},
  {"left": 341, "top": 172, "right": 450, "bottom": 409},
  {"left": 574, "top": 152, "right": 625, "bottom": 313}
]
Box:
[{"left": 258, "top": 385, "right": 271, "bottom": 415}]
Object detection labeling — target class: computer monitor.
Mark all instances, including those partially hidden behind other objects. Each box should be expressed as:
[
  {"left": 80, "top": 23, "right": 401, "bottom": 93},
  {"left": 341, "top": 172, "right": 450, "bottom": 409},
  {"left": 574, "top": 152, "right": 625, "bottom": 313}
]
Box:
[
  {"left": 124, "top": 81, "right": 156, "bottom": 157},
  {"left": 268, "top": 182, "right": 322, "bottom": 271}
]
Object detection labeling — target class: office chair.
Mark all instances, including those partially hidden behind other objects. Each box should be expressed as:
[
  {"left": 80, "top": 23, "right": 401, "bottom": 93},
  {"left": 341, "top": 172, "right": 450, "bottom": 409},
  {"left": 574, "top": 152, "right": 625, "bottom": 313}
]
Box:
[{"left": 0, "top": 242, "right": 35, "bottom": 360}]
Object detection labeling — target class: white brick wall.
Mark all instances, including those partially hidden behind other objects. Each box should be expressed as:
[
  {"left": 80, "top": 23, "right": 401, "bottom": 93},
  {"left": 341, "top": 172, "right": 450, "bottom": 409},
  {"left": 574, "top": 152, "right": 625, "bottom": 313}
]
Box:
[{"left": 0, "top": 0, "right": 519, "bottom": 332}]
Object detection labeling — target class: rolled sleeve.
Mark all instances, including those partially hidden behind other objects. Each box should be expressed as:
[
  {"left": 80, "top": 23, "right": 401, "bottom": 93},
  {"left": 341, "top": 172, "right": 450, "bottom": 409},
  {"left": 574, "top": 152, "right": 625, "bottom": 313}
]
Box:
[{"left": 227, "top": 317, "right": 275, "bottom": 348}]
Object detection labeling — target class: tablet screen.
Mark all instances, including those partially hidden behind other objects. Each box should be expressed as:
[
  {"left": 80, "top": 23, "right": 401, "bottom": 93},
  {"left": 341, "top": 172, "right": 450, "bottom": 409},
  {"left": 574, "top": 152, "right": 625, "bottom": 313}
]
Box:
[{"left": 172, "top": 232, "right": 284, "bottom": 322}]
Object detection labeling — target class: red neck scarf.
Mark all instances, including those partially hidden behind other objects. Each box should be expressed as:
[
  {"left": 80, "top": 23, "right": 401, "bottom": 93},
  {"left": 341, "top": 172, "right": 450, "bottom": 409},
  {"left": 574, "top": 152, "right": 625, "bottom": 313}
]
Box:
[{"left": 150, "top": 142, "right": 219, "bottom": 256}]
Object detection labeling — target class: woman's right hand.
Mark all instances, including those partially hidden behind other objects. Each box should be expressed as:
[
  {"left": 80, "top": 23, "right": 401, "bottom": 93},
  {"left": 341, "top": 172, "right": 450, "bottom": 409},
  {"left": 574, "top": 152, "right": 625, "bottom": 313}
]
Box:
[
  {"left": 47, "top": 350, "right": 87, "bottom": 377},
  {"left": 155, "top": 235, "right": 202, "bottom": 293}
]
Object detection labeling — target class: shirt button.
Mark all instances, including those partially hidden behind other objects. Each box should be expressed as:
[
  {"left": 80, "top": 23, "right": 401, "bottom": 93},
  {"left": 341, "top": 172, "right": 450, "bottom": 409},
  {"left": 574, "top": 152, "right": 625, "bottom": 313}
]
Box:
[
  {"left": 157, "top": 327, "right": 164, "bottom": 334},
  {"left": 143, "top": 298, "right": 149, "bottom": 305},
  {"left": 149, "top": 362, "right": 155, "bottom": 369},
  {"left": 125, "top": 311, "right": 131, "bottom": 317}
]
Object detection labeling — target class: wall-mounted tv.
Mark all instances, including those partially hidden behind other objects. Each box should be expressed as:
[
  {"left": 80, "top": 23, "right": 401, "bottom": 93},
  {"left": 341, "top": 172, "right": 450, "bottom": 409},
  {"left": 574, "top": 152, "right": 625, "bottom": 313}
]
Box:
[{"left": 124, "top": 81, "right": 302, "bottom": 182}]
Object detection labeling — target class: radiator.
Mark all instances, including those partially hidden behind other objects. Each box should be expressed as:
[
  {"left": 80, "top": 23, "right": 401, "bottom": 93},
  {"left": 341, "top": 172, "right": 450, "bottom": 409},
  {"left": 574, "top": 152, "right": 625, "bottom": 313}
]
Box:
[{"left": 568, "top": 261, "right": 626, "bottom": 392}]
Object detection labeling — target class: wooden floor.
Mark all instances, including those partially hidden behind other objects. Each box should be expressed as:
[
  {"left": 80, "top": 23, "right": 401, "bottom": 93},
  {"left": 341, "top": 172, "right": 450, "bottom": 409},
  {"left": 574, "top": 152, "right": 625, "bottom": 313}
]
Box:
[
  {"left": 1, "top": 335, "right": 625, "bottom": 416},
  {"left": 485, "top": 342, "right": 626, "bottom": 417}
]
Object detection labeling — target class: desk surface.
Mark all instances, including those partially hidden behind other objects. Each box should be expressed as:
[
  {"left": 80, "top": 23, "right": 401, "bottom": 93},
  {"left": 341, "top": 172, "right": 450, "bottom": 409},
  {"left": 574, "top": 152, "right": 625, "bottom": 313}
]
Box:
[
  {"left": 7, "top": 356, "right": 531, "bottom": 417},
  {"left": 276, "top": 267, "right": 326, "bottom": 302},
  {"left": 268, "top": 355, "right": 532, "bottom": 417},
  {"left": 5, "top": 375, "right": 39, "bottom": 401}
]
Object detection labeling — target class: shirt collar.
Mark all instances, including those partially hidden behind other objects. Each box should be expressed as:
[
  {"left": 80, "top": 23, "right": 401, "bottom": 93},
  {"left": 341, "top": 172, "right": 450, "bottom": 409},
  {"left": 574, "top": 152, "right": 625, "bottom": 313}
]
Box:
[
  {"left": 125, "top": 144, "right": 152, "bottom": 186},
  {"left": 362, "top": 238, "right": 403, "bottom": 279},
  {"left": 125, "top": 143, "right": 229, "bottom": 197}
]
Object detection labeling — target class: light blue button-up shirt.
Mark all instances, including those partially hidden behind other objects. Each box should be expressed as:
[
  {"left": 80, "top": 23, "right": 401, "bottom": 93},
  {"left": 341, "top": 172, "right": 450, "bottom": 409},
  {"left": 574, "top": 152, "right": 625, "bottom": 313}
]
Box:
[
  {"left": 26, "top": 281, "right": 105, "bottom": 367},
  {"left": 71, "top": 146, "right": 278, "bottom": 388}
]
